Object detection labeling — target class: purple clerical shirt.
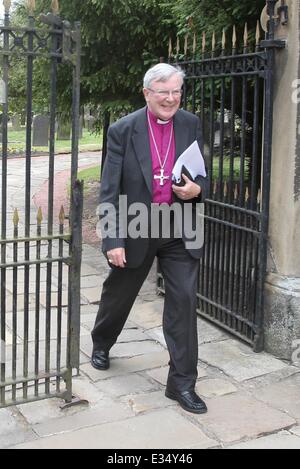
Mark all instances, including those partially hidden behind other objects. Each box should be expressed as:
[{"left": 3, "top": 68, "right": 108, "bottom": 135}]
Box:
[{"left": 147, "top": 109, "right": 175, "bottom": 205}]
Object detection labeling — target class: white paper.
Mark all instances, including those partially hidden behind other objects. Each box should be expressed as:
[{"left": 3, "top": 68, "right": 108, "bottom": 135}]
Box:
[{"left": 172, "top": 140, "right": 207, "bottom": 183}]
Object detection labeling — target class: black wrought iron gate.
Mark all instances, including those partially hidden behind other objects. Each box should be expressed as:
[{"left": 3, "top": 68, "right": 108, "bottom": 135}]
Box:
[
  {"left": 157, "top": 1, "right": 285, "bottom": 351},
  {"left": 0, "top": 2, "right": 83, "bottom": 407}
]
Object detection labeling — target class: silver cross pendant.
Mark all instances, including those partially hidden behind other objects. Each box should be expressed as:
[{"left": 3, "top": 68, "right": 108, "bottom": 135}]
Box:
[{"left": 154, "top": 168, "right": 170, "bottom": 186}]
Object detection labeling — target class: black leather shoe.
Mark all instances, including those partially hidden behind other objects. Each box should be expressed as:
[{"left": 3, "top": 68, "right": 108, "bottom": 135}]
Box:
[
  {"left": 165, "top": 388, "right": 207, "bottom": 414},
  {"left": 91, "top": 350, "right": 110, "bottom": 370}
]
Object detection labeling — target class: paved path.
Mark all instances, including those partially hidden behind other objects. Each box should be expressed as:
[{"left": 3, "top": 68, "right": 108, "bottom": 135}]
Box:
[{"left": 1, "top": 153, "right": 300, "bottom": 449}]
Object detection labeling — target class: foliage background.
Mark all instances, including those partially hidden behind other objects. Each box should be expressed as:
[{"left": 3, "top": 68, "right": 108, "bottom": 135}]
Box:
[{"left": 7, "top": 0, "right": 266, "bottom": 124}]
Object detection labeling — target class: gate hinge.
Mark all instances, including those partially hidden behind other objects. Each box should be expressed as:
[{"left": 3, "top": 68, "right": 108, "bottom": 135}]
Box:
[{"left": 260, "top": 39, "right": 286, "bottom": 49}]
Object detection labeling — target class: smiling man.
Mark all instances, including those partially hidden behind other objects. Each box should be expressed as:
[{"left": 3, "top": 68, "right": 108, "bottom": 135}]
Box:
[{"left": 91, "top": 63, "right": 209, "bottom": 414}]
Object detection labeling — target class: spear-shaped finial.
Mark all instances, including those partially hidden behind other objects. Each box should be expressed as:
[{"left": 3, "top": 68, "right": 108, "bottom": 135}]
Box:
[
  {"left": 223, "top": 180, "right": 228, "bottom": 197},
  {"left": 256, "top": 20, "right": 261, "bottom": 46},
  {"left": 245, "top": 186, "right": 249, "bottom": 202},
  {"left": 202, "top": 31, "right": 206, "bottom": 55},
  {"left": 168, "top": 37, "right": 172, "bottom": 58},
  {"left": 59, "top": 205, "right": 65, "bottom": 225},
  {"left": 13, "top": 208, "right": 19, "bottom": 226},
  {"left": 257, "top": 189, "right": 261, "bottom": 205},
  {"left": 192, "top": 33, "right": 197, "bottom": 56},
  {"left": 184, "top": 34, "right": 188, "bottom": 56},
  {"left": 176, "top": 36, "right": 180, "bottom": 56},
  {"left": 213, "top": 180, "right": 217, "bottom": 195},
  {"left": 232, "top": 25, "right": 237, "bottom": 49},
  {"left": 37, "top": 207, "right": 43, "bottom": 225},
  {"left": 3, "top": 0, "right": 11, "bottom": 14},
  {"left": 27, "top": 0, "right": 35, "bottom": 14},
  {"left": 243, "top": 23, "right": 248, "bottom": 48},
  {"left": 222, "top": 28, "right": 226, "bottom": 50},
  {"left": 51, "top": 0, "right": 59, "bottom": 15},
  {"left": 211, "top": 31, "right": 216, "bottom": 53}
]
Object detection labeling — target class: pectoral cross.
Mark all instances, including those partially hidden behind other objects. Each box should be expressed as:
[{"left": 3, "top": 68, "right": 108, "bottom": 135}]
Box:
[{"left": 154, "top": 168, "right": 170, "bottom": 186}]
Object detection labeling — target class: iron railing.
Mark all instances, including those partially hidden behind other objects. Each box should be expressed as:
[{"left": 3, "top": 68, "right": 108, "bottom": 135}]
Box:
[
  {"left": 0, "top": 1, "right": 83, "bottom": 408},
  {"left": 157, "top": 0, "right": 285, "bottom": 351}
]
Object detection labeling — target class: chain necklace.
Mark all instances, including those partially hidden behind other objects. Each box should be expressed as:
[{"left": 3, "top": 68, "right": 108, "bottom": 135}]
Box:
[{"left": 147, "top": 110, "right": 173, "bottom": 186}]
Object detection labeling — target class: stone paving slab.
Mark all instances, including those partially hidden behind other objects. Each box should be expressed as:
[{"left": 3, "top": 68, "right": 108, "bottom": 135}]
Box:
[
  {"left": 80, "top": 334, "right": 165, "bottom": 358},
  {"left": 198, "top": 319, "right": 230, "bottom": 344},
  {"left": 32, "top": 401, "right": 134, "bottom": 438},
  {"left": 12, "top": 408, "right": 218, "bottom": 449},
  {"left": 0, "top": 408, "right": 37, "bottom": 449},
  {"left": 290, "top": 426, "right": 300, "bottom": 436},
  {"left": 94, "top": 373, "right": 161, "bottom": 398},
  {"left": 198, "top": 339, "right": 288, "bottom": 381},
  {"left": 196, "top": 378, "right": 238, "bottom": 398},
  {"left": 146, "top": 365, "right": 208, "bottom": 386},
  {"left": 110, "top": 340, "right": 165, "bottom": 358},
  {"left": 250, "top": 373, "right": 300, "bottom": 419},
  {"left": 81, "top": 351, "right": 170, "bottom": 381},
  {"left": 130, "top": 300, "right": 163, "bottom": 329},
  {"left": 145, "top": 327, "right": 166, "bottom": 347},
  {"left": 80, "top": 263, "right": 102, "bottom": 277},
  {"left": 80, "top": 275, "right": 102, "bottom": 289},
  {"left": 80, "top": 287, "right": 102, "bottom": 304},
  {"left": 188, "top": 392, "right": 296, "bottom": 444},
  {"left": 0, "top": 408, "right": 27, "bottom": 436},
  {"left": 122, "top": 390, "right": 177, "bottom": 414},
  {"left": 241, "top": 366, "right": 300, "bottom": 389},
  {"left": 0, "top": 429, "right": 38, "bottom": 449},
  {"left": 228, "top": 431, "right": 300, "bottom": 449}
]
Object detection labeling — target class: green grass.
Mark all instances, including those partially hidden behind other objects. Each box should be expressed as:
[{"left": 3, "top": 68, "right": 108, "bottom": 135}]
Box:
[
  {"left": 212, "top": 156, "right": 249, "bottom": 181},
  {"left": 73, "top": 165, "right": 101, "bottom": 195},
  {"left": 6, "top": 127, "right": 103, "bottom": 154},
  {"left": 77, "top": 165, "right": 101, "bottom": 185}
]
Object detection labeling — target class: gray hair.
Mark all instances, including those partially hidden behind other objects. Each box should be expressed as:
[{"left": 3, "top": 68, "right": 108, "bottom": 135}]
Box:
[{"left": 143, "top": 63, "right": 185, "bottom": 88}]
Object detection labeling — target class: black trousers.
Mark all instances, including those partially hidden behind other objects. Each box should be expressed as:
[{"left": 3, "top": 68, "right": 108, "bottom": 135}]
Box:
[{"left": 91, "top": 237, "right": 199, "bottom": 392}]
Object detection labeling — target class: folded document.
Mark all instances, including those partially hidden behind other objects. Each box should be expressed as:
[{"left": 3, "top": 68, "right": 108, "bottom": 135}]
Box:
[{"left": 172, "top": 140, "right": 206, "bottom": 184}]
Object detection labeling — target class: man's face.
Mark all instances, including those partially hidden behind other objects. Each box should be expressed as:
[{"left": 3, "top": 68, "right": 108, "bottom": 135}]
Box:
[{"left": 143, "top": 73, "right": 183, "bottom": 121}]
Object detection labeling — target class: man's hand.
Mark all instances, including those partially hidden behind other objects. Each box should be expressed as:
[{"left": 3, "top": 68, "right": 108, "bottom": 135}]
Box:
[
  {"left": 106, "top": 248, "right": 127, "bottom": 268},
  {"left": 172, "top": 174, "right": 201, "bottom": 200}
]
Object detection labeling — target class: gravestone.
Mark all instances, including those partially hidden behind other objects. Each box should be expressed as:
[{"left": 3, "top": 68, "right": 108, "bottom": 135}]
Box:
[
  {"left": 11, "top": 114, "right": 21, "bottom": 131},
  {"left": 57, "top": 118, "right": 71, "bottom": 140},
  {"left": 87, "top": 115, "right": 96, "bottom": 132},
  {"left": 32, "top": 114, "right": 49, "bottom": 146}
]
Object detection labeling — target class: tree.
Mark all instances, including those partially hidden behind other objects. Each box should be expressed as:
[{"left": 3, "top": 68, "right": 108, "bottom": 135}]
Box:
[
  {"left": 168, "top": 0, "right": 266, "bottom": 45},
  {"left": 10, "top": 0, "right": 267, "bottom": 121},
  {"left": 22, "top": 0, "right": 176, "bottom": 123}
]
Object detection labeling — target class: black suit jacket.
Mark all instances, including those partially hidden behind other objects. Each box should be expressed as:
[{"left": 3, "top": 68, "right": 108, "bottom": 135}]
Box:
[{"left": 99, "top": 106, "right": 209, "bottom": 268}]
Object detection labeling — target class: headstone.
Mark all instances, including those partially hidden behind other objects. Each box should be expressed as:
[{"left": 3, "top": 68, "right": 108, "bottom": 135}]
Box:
[
  {"left": 57, "top": 118, "right": 71, "bottom": 140},
  {"left": 87, "top": 115, "right": 96, "bottom": 132},
  {"left": 11, "top": 114, "right": 21, "bottom": 131},
  {"left": 32, "top": 114, "right": 49, "bottom": 146}
]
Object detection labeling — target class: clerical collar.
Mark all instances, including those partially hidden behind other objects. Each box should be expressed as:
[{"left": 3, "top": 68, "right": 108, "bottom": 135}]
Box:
[
  {"left": 157, "top": 118, "right": 170, "bottom": 125},
  {"left": 147, "top": 109, "right": 171, "bottom": 125}
]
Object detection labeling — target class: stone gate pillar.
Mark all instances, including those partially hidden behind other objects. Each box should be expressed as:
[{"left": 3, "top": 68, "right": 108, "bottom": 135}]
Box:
[{"left": 264, "top": 0, "right": 300, "bottom": 360}]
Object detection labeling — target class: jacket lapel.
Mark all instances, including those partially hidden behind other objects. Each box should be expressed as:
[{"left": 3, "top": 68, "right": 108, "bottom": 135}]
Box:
[
  {"left": 174, "top": 110, "right": 189, "bottom": 162},
  {"left": 132, "top": 107, "right": 153, "bottom": 195}
]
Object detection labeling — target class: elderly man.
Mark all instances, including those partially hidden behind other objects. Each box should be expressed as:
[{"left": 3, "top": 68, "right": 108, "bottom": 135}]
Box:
[{"left": 91, "top": 63, "right": 209, "bottom": 414}]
